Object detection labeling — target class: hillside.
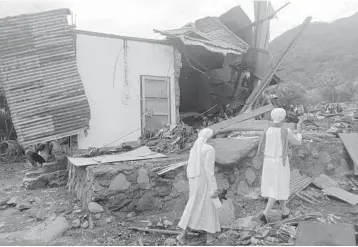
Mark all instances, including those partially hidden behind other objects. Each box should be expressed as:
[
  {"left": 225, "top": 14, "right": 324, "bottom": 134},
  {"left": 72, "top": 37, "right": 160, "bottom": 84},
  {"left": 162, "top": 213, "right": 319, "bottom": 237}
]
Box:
[{"left": 269, "top": 13, "right": 358, "bottom": 89}]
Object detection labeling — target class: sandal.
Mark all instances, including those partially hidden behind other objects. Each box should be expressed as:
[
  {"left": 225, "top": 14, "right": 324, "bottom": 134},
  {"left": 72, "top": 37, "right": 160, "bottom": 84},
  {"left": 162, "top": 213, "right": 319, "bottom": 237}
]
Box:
[
  {"left": 259, "top": 213, "right": 268, "bottom": 224},
  {"left": 282, "top": 212, "right": 290, "bottom": 220}
]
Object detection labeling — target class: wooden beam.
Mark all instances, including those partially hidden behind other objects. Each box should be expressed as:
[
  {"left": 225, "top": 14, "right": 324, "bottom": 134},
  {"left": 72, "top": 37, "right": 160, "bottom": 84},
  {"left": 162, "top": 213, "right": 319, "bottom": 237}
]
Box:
[
  {"left": 239, "top": 2, "right": 291, "bottom": 31},
  {"left": 210, "top": 104, "right": 274, "bottom": 132},
  {"left": 239, "top": 16, "right": 312, "bottom": 114}
]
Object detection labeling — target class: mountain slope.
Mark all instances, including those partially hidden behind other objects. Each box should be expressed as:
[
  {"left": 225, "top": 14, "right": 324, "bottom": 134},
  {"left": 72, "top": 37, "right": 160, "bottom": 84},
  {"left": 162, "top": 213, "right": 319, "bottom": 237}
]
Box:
[{"left": 269, "top": 13, "right": 358, "bottom": 89}]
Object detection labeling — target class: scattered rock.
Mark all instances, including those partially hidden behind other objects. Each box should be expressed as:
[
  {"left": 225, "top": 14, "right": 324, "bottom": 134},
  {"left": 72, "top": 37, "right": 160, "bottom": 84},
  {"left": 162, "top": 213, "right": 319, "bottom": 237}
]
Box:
[
  {"left": 137, "top": 168, "right": 149, "bottom": 184},
  {"left": 230, "top": 216, "right": 259, "bottom": 230},
  {"left": 88, "top": 202, "right": 104, "bottom": 214},
  {"left": 109, "top": 173, "right": 131, "bottom": 191},
  {"left": 310, "top": 147, "right": 319, "bottom": 159},
  {"left": 216, "top": 173, "right": 230, "bottom": 190},
  {"left": 313, "top": 174, "right": 339, "bottom": 189},
  {"left": 72, "top": 219, "right": 81, "bottom": 228},
  {"left": 127, "top": 212, "right": 136, "bottom": 218},
  {"left": 42, "top": 160, "right": 67, "bottom": 173},
  {"left": 0, "top": 205, "right": 7, "bottom": 210},
  {"left": 81, "top": 221, "right": 89, "bottom": 229},
  {"left": 0, "top": 196, "right": 11, "bottom": 206},
  {"left": 210, "top": 138, "right": 259, "bottom": 166},
  {"left": 326, "top": 163, "right": 335, "bottom": 171},
  {"left": 237, "top": 181, "right": 250, "bottom": 196},
  {"left": 109, "top": 198, "right": 131, "bottom": 211},
  {"left": 29, "top": 207, "right": 48, "bottom": 221},
  {"left": 94, "top": 213, "right": 101, "bottom": 219},
  {"left": 318, "top": 151, "right": 331, "bottom": 164},
  {"left": 251, "top": 156, "right": 262, "bottom": 170},
  {"left": 164, "top": 238, "right": 176, "bottom": 246},
  {"left": 163, "top": 219, "right": 173, "bottom": 227},
  {"left": 23, "top": 216, "right": 70, "bottom": 243},
  {"left": 92, "top": 182, "right": 104, "bottom": 192},
  {"left": 23, "top": 170, "right": 68, "bottom": 190},
  {"left": 17, "top": 202, "right": 32, "bottom": 211},
  {"left": 218, "top": 230, "right": 240, "bottom": 240},
  {"left": 173, "top": 180, "right": 188, "bottom": 193},
  {"left": 7, "top": 197, "right": 19, "bottom": 206},
  {"left": 136, "top": 194, "right": 163, "bottom": 212},
  {"left": 245, "top": 168, "right": 256, "bottom": 185},
  {"left": 218, "top": 198, "right": 236, "bottom": 226},
  {"left": 34, "top": 197, "right": 44, "bottom": 206},
  {"left": 106, "top": 216, "right": 115, "bottom": 224}
]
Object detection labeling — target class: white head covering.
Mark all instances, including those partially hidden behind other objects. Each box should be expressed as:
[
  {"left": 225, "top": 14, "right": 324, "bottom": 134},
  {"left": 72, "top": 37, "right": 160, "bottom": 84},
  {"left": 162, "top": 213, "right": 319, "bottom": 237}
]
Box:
[
  {"left": 271, "top": 108, "right": 286, "bottom": 123},
  {"left": 187, "top": 128, "right": 213, "bottom": 178}
]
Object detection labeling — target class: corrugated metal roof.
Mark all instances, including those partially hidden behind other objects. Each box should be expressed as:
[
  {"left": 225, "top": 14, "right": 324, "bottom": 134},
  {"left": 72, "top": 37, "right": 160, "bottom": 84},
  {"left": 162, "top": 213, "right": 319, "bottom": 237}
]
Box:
[
  {"left": 156, "top": 16, "right": 249, "bottom": 55},
  {"left": 0, "top": 8, "right": 91, "bottom": 146}
]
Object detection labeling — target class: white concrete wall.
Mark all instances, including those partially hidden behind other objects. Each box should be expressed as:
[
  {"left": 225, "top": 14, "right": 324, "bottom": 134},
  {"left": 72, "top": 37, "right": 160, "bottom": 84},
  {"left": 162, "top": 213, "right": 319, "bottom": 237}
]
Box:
[{"left": 76, "top": 32, "right": 176, "bottom": 149}]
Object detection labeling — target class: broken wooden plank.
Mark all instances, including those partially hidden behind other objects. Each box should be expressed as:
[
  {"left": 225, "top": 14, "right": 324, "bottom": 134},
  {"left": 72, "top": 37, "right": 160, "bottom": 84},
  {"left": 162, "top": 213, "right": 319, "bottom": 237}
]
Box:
[
  {"left": 157, "top": 161, "right": 187, "bottom": 175},
  {"left": 313, "top": 174, "right": 340, "bottom": 190},
  {"left": 339, "top": 133, "right": 358, "bottom": 171},
  {"left": 323, "top": 187, "right": 358, "bottom": 205},
  {"left": 128, "top": 227, "right": 199, "bottom": 236},
  {"left": 210, "top": 104, "right": 274, "bottom": 132},
  {"left": 300, "top": 191, "right": 321, "bottom": 204},
  {"left": 295, "top": 192, "right": 316, "bottom": 204},
  {"left": 240, "top": 17, "right": 312, "bottom": 114},
  {"left": 68, "top": 146, "right": 166, "bottom": 167}
]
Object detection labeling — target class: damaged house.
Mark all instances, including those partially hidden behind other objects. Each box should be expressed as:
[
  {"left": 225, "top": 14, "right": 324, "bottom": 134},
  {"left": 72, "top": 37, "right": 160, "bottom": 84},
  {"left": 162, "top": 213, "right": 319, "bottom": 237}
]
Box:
[
  {"left": 0, "top": 2, "right": 283, "bottom": 152},
  {"left": 154, "top": 3, "right": 281, "bottom": 124}
]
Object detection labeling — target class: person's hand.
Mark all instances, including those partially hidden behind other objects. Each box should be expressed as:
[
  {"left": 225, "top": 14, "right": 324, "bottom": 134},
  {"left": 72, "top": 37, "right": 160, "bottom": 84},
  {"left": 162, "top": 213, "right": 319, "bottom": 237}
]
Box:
[{"left": 210, "top": 190, "right": 219, "bottom": 198}]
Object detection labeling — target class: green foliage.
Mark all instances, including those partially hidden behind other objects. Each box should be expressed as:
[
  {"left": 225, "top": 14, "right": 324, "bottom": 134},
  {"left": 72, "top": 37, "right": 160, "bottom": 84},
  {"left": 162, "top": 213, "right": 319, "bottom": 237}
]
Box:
[
  {"left": 267, "top": 81, "right": 307, "bottom": 106},
  {"left": 270, "top": 13, "right": 358, "bottom": 90}
]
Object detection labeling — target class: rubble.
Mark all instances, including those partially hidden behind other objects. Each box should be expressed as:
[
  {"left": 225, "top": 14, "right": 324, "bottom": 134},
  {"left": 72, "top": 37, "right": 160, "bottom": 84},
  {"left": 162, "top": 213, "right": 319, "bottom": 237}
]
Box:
[
  {"left": 210, "top": 138, "right": 259, "bottom": 166},
  {"left": 88, "top": 202, "right": 104, "bottom": 214},
  {"left": 140, "top": 122, "right": 197, "bottom": 154}
]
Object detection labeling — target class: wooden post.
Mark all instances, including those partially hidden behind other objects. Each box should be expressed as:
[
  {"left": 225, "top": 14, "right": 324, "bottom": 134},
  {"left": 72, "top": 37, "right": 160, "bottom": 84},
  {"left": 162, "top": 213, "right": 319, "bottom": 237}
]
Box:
[{"left": 239, "top": 17, "right": 312, "bottom": 114}]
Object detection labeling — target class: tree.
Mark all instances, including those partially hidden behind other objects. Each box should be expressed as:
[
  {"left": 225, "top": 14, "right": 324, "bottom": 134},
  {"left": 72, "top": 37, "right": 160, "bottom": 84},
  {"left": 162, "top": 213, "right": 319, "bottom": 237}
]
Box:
[
  {"left": 314, "top": 68, "right": 346, "bottom": 103},
  {"left": 266, "top": 81, "right": 306, "bottom": 107}
]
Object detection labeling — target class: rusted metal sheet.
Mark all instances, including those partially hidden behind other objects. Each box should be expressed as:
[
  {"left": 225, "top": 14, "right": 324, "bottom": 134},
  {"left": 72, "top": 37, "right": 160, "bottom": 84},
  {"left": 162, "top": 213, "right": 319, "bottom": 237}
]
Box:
[{"left": 0, "top": 9, "right": 91, "bottom": 146}]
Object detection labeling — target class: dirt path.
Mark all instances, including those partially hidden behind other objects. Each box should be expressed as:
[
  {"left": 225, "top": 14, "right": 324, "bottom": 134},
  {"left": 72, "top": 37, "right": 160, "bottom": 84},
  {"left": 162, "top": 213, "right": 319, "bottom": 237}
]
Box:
[{"left": 1, "top": 162, "right": 358, "bottom": 245}]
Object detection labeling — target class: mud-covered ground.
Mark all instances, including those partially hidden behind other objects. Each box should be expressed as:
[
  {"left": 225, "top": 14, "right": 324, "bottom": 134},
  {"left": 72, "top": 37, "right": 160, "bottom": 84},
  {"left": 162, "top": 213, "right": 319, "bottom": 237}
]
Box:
[{"left": 1, "top": 162, "right": 358, "bottom": 246}]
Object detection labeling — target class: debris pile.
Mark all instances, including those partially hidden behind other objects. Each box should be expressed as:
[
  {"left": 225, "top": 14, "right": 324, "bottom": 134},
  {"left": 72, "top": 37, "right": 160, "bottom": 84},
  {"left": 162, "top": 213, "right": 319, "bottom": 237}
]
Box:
[
  {"left": 140, "top": 123, "right": 197, "bottom": 153},
  {"left": 0, "top": 140, "right": 25, "bottom": 163}
]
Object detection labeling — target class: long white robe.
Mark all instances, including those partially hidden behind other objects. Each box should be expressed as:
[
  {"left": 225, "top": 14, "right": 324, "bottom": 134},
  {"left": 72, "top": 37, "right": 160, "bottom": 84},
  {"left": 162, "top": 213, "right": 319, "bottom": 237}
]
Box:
[
  {"left": 178, "top": 144, "right": 220, "bottom": 233},
  {"left": 261, "top": 127, "right": 302, "bottom": 200}
]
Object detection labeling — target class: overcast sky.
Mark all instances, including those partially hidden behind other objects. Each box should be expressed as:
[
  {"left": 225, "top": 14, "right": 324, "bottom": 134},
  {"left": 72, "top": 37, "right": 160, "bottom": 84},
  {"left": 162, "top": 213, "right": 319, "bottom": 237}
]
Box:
[{"left": 2, "top": 0, "right": 358, "bottom": 41}]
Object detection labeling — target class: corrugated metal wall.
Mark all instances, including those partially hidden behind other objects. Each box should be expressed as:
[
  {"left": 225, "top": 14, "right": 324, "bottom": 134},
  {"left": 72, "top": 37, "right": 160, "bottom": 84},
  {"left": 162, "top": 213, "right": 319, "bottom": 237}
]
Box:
[{"left": 0, "top": 8, "right": 91, "bottom": 146}]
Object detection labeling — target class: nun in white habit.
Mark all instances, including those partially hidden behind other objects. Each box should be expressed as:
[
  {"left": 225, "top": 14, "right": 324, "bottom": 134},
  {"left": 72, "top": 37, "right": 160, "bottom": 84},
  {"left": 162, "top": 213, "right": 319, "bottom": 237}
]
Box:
[
  {"left": 256, "top": 108, "right": 303, "bottom": 224},
  {"left": 177, "top": 128, "right": 220, "bottom": 245}
]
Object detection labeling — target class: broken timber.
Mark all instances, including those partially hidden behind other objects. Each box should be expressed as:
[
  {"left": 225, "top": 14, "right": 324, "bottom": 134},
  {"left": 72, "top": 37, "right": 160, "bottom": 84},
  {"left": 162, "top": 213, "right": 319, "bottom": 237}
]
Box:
[
  {"left": 239, "top": 17, "right": 312, "bottom": 114},
  {"left": 128, "top": 227, "right": 199, "bottom": 236},
  {"left": 339, "top": 133, "right": 358, "bottom": 173},
  {"left": 210, "top": 104, "right": 274, "bottom": 133}
]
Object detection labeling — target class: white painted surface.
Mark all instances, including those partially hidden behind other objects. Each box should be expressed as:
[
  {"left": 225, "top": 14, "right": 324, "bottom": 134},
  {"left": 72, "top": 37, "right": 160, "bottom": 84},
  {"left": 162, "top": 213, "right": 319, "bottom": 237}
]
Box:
[{"left": 76, "top": 33, "right": 176, "bottom": 149}]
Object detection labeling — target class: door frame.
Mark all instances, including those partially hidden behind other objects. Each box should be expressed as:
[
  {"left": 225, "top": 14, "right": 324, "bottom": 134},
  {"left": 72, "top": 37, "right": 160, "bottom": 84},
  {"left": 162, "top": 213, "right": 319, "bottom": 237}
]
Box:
[{"left": 140, "top": 75, "right": 172, "bottom": 132}]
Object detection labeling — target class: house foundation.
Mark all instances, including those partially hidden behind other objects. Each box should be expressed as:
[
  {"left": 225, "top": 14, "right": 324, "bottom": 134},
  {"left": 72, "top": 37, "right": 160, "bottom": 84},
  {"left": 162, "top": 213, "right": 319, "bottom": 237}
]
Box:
[{"left": 66, "top": 140, "right": 352, "bottom": 213}]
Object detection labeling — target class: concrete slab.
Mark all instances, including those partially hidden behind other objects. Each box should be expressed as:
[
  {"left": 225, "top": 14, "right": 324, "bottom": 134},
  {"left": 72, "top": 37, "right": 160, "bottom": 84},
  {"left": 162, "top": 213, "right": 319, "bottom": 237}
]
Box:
[{"left": 296, "top": 222, "right": 355, "bottom": 246}]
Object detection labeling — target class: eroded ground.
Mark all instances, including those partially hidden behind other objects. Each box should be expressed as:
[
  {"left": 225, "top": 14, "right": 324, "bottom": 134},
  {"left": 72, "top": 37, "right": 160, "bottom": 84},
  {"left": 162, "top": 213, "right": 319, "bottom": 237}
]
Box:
[{"left": 1, "top": 162, "right": 358, "bottom": 246}]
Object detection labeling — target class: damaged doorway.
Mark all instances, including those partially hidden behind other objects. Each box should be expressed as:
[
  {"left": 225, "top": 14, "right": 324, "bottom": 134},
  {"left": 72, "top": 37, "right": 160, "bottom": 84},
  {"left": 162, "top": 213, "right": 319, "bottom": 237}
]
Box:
[{"left": 140, "top": 75, "right": 172, "bottom": 132}]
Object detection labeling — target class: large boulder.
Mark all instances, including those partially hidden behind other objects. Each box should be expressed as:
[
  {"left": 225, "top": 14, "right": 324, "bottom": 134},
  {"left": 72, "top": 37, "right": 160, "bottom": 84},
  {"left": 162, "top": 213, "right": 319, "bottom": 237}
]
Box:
[
  {"left": 23, "top": 170, "right": 68, "bottom": 190},
  {"left": 23, "top": 216, "right": 70, "bottom": 243},
  {"left": 209, "top": 138, "right": 259, "bottom": 166}
]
